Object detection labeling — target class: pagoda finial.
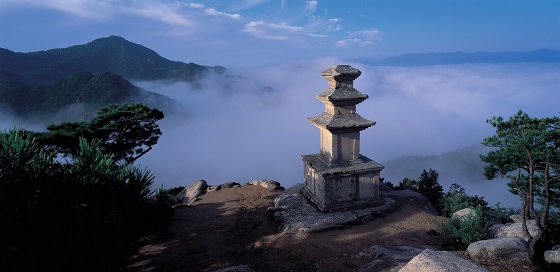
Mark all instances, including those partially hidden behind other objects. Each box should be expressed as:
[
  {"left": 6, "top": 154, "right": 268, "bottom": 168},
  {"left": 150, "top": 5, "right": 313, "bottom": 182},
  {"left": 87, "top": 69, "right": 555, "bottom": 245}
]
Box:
[{"left": 321, "top": 65, "right": 361, "bottom": 89}]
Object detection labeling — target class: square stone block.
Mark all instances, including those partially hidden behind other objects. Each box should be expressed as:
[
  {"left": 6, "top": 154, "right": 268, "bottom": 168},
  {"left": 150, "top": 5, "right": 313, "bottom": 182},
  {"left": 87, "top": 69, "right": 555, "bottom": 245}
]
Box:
[{"left": 301, "top": 154, "right": 384, "bottom": 212}]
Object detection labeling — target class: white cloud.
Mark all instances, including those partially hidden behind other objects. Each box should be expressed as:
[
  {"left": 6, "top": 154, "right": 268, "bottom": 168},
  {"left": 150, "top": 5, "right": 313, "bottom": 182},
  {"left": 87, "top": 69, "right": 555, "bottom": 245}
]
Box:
[
  {"left": 242, "top": 20, "right": 305, "bottom": 40},
  {"left": 229, "top": 0, "right": 271, "bottom": 11},
  {"left": 305, "top": 1, "right": 318, "bottom": 14},
  {"left": 204, "top": 8, "right": 242, "bottom": 20},
  {"left": 336, "top": 28, "right": 383, "bottom": 47},
  {"left": 327, "top": 18, "right": 342, "bottom": 32},
  {"left": 185, "top": 3, "right": 204, "bottom": 9},
  {"left": 0, "top": 0, "right": 114, "bottom": 20},
  {"left": 125, "top": 3, "right": 193, "bottom": 26}
]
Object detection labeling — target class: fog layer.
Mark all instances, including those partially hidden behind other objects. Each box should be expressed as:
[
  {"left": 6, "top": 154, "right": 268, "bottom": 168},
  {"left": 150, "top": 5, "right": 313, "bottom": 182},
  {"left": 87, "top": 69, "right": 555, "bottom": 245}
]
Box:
[
  {"left": 2, "top": 60, "right": 558, "bottom": 208},
  {"left": 135, "top": 61, "right": 559, "bottom": 208}
]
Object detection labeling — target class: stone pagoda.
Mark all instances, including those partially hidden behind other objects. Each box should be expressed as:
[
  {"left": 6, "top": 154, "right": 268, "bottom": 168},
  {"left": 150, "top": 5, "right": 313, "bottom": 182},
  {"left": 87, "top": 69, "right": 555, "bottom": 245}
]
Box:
[{"left": 301, "top": 65, "right": 384, "bottom": 212}]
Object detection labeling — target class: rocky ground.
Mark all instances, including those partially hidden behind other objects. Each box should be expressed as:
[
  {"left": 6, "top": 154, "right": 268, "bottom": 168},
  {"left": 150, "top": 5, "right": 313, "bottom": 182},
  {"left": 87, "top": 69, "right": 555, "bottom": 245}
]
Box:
[{"left": 126, "top": 184, "right": 549, "bottom": 272}]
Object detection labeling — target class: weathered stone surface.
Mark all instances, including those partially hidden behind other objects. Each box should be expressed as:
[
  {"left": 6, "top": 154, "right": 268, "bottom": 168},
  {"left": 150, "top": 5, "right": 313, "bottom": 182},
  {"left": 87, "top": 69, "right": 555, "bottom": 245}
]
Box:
[
  {"left": 302, "top": 153, "right": 384, "bottom": 211},
  {"left": 214, "top": 265, "right": 253, "bottom": 272},
  {"left": 453, "top": 208, "right": 477, "bottom": 222},
  {"left": 176, "top": 179, "right": 208, "bottom": 205},
  {"left": 467, "top": 237, "right": 530, "bottom": 265},
  {"left": 544, "top": 245, "right": 560, "bottom": 264},
  {"left": 509, "top": 214, "right": 522, "bottom": 223},
  {"left": 399, "top": 249, "right": 488, "bottom": 272},
  {"left": 355, "top": 245, "right": 436, "bottom": 272},
  {"left": 216, "top": 182, "right": 241, "bottom": 190},
  {"left": 487, "top": 220, "right": 540, "bottom": 241},
  {"left": 249, "top": 180, "right": 282, "bottom": 190},
  {"left": 379, "top": 190, "right": 438, "bottom": 216},
  {"left": 270, "top": 184, "right": 399, "bottom": 234}
]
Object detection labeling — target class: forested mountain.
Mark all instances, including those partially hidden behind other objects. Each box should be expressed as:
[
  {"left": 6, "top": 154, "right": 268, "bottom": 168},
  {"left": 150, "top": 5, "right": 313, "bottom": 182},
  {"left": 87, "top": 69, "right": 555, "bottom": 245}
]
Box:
[
  {"left": 0, "top": 71, "right": 174, "bottom": 122},
  {"left": 0, "top": 35, "right": 225, "bottom": 86},
  {"left": 0, "top": 36, "right": 226, "bottom": 121},
  {"left": 356, "top": 49, "right": 560, "bottom": 66}
]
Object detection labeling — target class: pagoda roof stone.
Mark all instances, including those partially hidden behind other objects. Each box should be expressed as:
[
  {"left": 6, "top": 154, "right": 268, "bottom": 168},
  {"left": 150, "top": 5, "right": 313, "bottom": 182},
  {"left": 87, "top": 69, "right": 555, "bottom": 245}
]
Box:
[
  {"left": 317, "top": 87, "right": 368, "bottom": 105},
  {"left": 308, "top": 112, "right": 375, "bottom": 131}
]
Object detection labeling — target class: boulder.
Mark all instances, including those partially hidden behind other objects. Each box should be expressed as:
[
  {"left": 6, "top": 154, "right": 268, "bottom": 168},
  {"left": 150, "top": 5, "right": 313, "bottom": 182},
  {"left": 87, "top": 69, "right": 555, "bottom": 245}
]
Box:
[
  {"left": 380, "top": 190, "right": 438, "bottom": 216},
  {"left": 270, "top": 183, "right": 400, "bottom": 234},
  {"left": 249, "top": 180, "right": 283, "bottom": 190},
  {"left": 509, "top": 214, "right": 522, "bottom": 223},
  {"left": 453, "top": 208, "right": 477, "bottom": 222},
  {"left": 487, "top": 220, "right": 540, "bottom": 241},
  {"left": 176, "top": 179, "right": 208, "bottom": 205},
  {"left": 216, "top": 182, "right": 241, "bottom": 190},
  {"left": 399, "top": 249, "right": 488, "bottom": 272},
  {"left": 355, "top": 245, "right": 435, "bottom": 272},
  {"left": 467, "top": 237, "right": 530, "bottom": 265},
  {"left": 544, "top": 245, "right": 560, "bottom": 264}
]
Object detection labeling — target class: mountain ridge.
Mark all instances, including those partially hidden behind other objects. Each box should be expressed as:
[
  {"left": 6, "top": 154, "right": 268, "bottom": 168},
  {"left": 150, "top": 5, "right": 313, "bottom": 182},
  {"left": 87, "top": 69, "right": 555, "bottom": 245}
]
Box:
[
  {"left": 0, "top": 35, "right": 226, "bottom": 86},
  {"left": 355, "top": 49, "right": 560, "bottom": 66}
]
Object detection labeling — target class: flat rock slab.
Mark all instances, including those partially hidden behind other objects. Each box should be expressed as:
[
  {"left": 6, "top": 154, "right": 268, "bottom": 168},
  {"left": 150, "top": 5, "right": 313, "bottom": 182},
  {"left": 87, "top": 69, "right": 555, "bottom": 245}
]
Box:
[
  {"left": 269, "top": 183, "right": 400, "bottom": 234},
  {"left": 355, "top": 245, "right": 437, "bottom": 272},
  {"left": 467, "top": 237, "right": 530, "bottom": 265},
  {"left": 399, "top": 249, "right": 489, "bottom": 272}
]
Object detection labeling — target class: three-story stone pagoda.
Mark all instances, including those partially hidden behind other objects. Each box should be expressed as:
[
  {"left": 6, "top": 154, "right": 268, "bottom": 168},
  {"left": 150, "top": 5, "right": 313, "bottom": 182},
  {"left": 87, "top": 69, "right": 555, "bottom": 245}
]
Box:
[{"left": 301, "top": 65, "right": 384, "bottom": 212}]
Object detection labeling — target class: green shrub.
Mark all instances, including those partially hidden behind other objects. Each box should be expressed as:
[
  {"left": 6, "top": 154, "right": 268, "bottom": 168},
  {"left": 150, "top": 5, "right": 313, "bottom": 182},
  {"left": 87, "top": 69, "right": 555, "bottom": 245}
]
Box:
[
  {"left": 0, "top": 129, "right": 172, "bottom": 271},
  {"left": 437, "top": 205, "right": 489, "bottom": 247},
  {"left": 440, "top": 183, "right": 488, "bottom": 217},
  {"left": 397, "top": 169, "right": 444, "bottom": 213}
]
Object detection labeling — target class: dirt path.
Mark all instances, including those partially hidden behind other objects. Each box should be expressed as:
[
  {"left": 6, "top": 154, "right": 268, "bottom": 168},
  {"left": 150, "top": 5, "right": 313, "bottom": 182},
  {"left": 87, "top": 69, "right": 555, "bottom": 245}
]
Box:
[{"left": 126, "top": 185, "right": 540, "bottom": 272}]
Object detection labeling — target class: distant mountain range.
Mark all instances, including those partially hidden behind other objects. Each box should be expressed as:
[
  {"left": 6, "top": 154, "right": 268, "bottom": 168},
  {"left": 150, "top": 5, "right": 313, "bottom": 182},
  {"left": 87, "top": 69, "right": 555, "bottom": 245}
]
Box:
[
  {"left": 355, "top": 49, "right": 560, "bottom": 66},
  {"left": 0, "top": 35, "right": 225, "bottom": 86}
]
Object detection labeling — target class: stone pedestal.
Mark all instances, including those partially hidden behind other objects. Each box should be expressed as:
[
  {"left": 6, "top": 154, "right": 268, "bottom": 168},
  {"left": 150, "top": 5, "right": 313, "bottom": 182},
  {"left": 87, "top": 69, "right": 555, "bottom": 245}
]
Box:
[{"left": 302, "top": 65, "right": 384, "bottom": 212}]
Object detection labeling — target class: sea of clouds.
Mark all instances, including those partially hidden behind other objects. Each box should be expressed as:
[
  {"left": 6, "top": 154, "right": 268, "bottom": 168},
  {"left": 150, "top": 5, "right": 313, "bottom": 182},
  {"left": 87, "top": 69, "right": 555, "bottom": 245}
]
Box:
[{"left": 3, "top": 59, "right": 559, "bottom": 207}]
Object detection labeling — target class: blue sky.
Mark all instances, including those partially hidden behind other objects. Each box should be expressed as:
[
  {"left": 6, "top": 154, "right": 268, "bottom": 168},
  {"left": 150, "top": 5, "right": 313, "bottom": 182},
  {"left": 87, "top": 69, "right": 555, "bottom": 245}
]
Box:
[{"left": 0, "top": 0, "right": 558, "bottom": 66}]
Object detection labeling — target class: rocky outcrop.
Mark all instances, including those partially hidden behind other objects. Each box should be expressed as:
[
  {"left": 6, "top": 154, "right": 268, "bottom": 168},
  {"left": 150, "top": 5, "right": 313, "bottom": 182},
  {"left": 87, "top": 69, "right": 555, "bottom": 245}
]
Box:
[
  {"left": 466, "top": 237, "right": 531, "bottom": 265},
  {"left": 269, "top": 184, "right": 399, "bottom": 234},
  {"left": 176, "top": 179, "right": 208, "bottom": 205},
  {"left": 509, "top": 214, "right": 522, "bottom": 223},
  {"left": 249, "top": 180, "right": 283, "bottom": 190},
  {"left": 355, "top": 245, "right": 436, "bottom": 272},
  {"left": 399, "top": 249, "right": 488, "bottom": 272},
  {"left": 379, "top": 190, "right": 438, "bottom": 216},
  {"left": 208, "top": 182, "right": 241, "bottom": 191},
  {"left": 545, "top": 245, "right": 560, "bottom": 264},
  {"left": 487, "top": 220, "right": 540, "bottom": 241}
]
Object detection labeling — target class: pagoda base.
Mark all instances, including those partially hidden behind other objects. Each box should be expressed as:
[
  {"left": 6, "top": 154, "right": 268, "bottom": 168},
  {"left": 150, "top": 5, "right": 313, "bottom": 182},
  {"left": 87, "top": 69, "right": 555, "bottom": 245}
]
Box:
[{"left": 301, "top": 154, "right": 385, "bottom": 212}]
